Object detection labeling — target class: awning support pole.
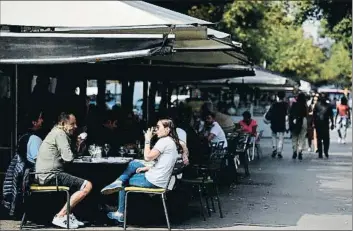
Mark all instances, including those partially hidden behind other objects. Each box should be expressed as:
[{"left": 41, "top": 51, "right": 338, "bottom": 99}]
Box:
[
  {"left": 143, "top": 81, "right": 149, "bottom": 128},
  {"left": 97, "top": 78, "right": 106, "bottom": 111},
  {"left": 11, "top": 64, "right": 18, "bottom": 157}
]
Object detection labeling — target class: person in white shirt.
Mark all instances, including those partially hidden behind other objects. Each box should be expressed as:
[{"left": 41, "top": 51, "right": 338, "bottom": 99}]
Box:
[
  {"left": 176, "top": 127, "right": 189, "bottom": 165},
  {"left": 20, "top": 110, "right": 44, "bottom": 165},
  {"left": 204, "top": 112, "right": 228, "bottom": 148},
  {"left": 100, "top": 118, "right": 181, "bottom": 223}
]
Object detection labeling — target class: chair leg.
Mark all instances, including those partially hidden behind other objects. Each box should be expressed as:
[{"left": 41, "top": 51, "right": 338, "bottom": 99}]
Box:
[
  {"left": 214, "top": 184, "right": 223, "bottom": 218},
  {"left": 204, "top": 186, "right": 211, "bottom": 217},
  {"left": 257, "top": 144, "right": 262, "bottom": 159},
  {"left": 20, "top": 192, "right": 28, "bottom": 230},
  {"left": 20, "top": 212, "right": 26, "bottom": 230},
  {"left": 243, "top": 152, "right": 250, "bottom": 177},
  {"left": 161, "top": 193, "right": 171, "bottom": 231},
  {"left": 197, "top": 185, "right": 206, "bottom": 221},
  {"left": 124, "top": 191, "right": 129, "bottom": 231},
  {"left": 65, "top": 191, "right": 70, "bottom": 230},
  {"left": 211, "top": 197, "right": 216, "bottom": 213}
]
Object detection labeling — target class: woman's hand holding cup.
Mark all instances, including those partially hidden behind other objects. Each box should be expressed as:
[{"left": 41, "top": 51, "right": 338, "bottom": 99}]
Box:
[{"left": 144, "top": 127, "right": 153, "bottom": 142}]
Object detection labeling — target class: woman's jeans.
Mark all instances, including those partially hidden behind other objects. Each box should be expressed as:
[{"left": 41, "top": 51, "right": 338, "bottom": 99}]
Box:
[
  {"left": 337, "top": 115, "right": 348, "bottom": 139},
  {"left": 117, "top": 160, "right": 157, "bottom": 213},
  {"left": 271, "top": 132, "right": 284, "bottom": 153},
  {"left": 292, "top": 118, "right": 308, "bottom": 153}
]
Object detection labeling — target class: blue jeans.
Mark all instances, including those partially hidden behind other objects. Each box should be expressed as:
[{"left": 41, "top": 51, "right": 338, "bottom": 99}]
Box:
[{"left": 117, "top": 160, "right": 157, "bottom": 213}]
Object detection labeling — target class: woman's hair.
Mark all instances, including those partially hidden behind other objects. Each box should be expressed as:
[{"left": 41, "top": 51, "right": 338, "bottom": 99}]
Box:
[
  {"left": 20, "top": 109, "right": 42, "bottom": 133},
  {"left": 159, "top": 118, "right": 183, "bottom": 154},
  {"left": 296, "top": 93, "right": 308, "bottom": 117},
  {"left": 341, "top": 96, "right": 348, "bottom": 105},
  {"left": 242, "top": 111, "right": 251, "bottom": 119}
]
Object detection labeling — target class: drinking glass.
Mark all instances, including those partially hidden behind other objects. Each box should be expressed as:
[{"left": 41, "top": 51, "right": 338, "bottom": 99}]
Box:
[
  {"left": 104, "top": 144, "right": 110, "bottom": 157},
  {"left": 119, "top": 146, "right": 125, "bottom": 157}
]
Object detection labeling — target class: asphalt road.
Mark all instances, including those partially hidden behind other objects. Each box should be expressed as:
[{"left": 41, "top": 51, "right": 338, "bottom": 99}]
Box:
[{"left": 1, "top": 129, "right": 351, "bottom": 230}]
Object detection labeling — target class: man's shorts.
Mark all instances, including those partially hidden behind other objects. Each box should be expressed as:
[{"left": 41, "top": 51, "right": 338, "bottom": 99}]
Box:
[{"left": 44, "top": 172, "right": 88, "bottom": 194}]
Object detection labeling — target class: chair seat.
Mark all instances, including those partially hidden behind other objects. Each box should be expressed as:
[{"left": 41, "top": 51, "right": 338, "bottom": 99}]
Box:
[
  {"left": 30, "top": 184, "right": 69, "bottom": 192},
  {"left": 124, "top": 186, "right": 166, "bottom": 193},
  {"left": 181, "top": 177, "right": 214, "bottom": 184}
]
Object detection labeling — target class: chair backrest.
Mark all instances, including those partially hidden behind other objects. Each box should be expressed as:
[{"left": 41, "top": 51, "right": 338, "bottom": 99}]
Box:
[
  {"left": 208, "top": 143, "right": 227, "bottom": 172},
  {"left": 226, "top": 132, "right": 251, "bottom": 154},
  {"left": 165, "top": 158, "right": 182, "bottom": 191},
  {"left": 235, "top": 133, "right": 251, "bottom": 153}
]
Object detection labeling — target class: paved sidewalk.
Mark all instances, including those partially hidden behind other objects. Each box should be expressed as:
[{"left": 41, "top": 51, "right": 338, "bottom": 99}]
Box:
[{"left": 1, "top": 130, "right": 351, "bottom": 230}]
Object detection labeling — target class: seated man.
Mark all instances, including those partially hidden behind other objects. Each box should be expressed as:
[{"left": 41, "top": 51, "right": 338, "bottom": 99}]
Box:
[
  {"left": 239, "top": 111, "right": 258, "bottom": 135},
  {"left": 87, "top": 110, "right": 119, "bottom": 155},
  {"left": 35, "top": 112, "right": 92, "bottom": 229},
  {"left": 100, "top": 118, "right": 181, "bottom": 223},
  {"left": 204, "top": 111, "right": 228, "bottom": 148},
  {"left": 201, "top": 101, "right": 235, "bottom": 133}
]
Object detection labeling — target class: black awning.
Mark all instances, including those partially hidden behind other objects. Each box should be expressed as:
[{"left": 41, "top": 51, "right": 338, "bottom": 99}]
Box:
[
  {"left": 0, "top": 63, "right": 255, "bottom": 81},
  {"left": 0, "top": 32, "right": 174, "bottom": 64}
]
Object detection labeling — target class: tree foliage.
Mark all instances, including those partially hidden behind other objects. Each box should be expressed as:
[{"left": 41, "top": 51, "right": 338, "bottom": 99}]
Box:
[
  {"left": 154, "top": 1, "right": 351, "bottom": 86},
  {"left": 320, "top": 42, "right": 352, "bottom": 85},
  {"left": 187, "top": 1, "right": 351, "bottom": 86}
]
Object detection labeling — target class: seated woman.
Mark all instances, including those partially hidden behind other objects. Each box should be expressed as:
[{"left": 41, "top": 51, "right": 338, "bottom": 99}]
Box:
[
  {"left": 239, "top": 111, "right": 258, "bottom": 136},
  {"left": 100, "top": 118, "right": 182, "bottom": 222}
]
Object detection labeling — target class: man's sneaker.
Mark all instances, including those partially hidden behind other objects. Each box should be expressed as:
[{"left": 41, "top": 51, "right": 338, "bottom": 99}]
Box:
[
  {"left": 298, "top": 152, "right": 303, "bottom": 160},
  {"left": 292, "top": 152, "right": 297, "bottom": 159},
  {"left": 318, "top": 154, "right": 323, "bottom": 159},
  {"left": 277, "top": 153, "right": 283, "bottom": 159},
  {"left": 101, "top": 180, "right": 123, "bottom": 195},
  {"left": 271, "top": 150, "right": 277, "bottom": 158},
  {"left": 70, "top": 213, "right": 84, "bottom": 227},
  {"left": 52, "top": 215, "right": 78, "bottom": 229},
  {"left": 307, "top": 147, "right": 312, "bottom": 152},
  {"left": 338, "top": 138, "right": 342, "bottom": 143},
  {"left": 107, "top": 211, "right": 124, "bottom": 223},
  {"left": 325, "top": 153, "right": 329, "bottom": 158}
]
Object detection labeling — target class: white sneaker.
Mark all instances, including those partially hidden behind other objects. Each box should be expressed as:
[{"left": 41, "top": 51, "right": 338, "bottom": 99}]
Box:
[
  {"left": 70, "top": 214, "right": 84, "bottom": 227},
  {"left": 338, "top": 138, "right": 342, "bottom": 143},
  {"left": 52, "top": 215, "right": 78, "bottom": 229},
  {"left": 307, "top": 147, "right": 312, "bottom": 152}
]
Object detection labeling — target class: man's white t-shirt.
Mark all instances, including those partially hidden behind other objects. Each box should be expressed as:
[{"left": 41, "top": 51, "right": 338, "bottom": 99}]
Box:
[
  {"left": 209, "top": 121, "right": 228, "bottom": 148},
  {"left": 176, "top": 128, "right": 187, "bottom": 144},
  {"left": 145, "top": 136, "right": 178, "bottom": 188}
]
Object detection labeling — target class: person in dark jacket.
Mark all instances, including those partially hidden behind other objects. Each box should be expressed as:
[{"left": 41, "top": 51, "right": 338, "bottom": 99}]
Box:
[
  {"left": 313, "top": 93, "right": 334, "bottom": 158},
  {"left": 269, "top": 91, "right": 289, "bottom": 158},
  {"left": 289, "top": 93, "right": 308, "bottom": 160}
]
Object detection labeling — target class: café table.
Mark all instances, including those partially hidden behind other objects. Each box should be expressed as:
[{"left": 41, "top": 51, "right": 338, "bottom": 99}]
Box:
[{"left": 65, "top": 156, "right": 134, "bottom": 224}]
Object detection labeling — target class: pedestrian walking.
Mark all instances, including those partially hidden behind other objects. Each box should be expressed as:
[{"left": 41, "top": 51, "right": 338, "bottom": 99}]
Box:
[
  {"left": 266, "top": 91, "right": 289, "bottom": 158},
  {"left": 313, "top": 93, "right": 334, "bottom": 158},
  {"left": 335, "top": 96, "right": 351, "bottom": 144},
  {"left": 307, "top": 94, "right": 318, "bottom": 152},
  {"left": 289, "top": 93, "right": 308, "bottom": 160}
]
